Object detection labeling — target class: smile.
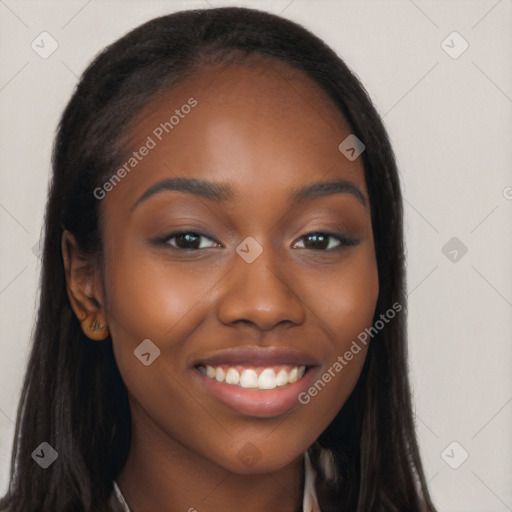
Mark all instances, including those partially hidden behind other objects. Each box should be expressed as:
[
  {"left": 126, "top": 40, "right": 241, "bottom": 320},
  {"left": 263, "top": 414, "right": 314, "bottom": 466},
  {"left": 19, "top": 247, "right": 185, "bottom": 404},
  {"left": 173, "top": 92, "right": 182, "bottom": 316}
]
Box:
[{"left": 197, "top": 364, "right": 307, "bottom": 390}]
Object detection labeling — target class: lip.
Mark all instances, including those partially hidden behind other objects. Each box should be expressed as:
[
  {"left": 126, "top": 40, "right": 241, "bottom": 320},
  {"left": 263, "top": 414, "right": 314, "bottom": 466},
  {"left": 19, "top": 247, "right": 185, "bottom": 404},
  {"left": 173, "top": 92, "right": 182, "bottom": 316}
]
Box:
[
  {"left": 190, "top": 346, "right": 320, "bottom": 368},
  {"left": 192, "top": 363, "right": 321, "bottom": 418}
]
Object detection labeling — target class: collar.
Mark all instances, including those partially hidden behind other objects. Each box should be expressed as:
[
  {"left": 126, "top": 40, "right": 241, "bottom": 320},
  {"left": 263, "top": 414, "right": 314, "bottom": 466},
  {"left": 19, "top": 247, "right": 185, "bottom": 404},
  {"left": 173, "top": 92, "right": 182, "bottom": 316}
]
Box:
[{"left": 111, "top": 450, "right": 321, "bottom": 511}]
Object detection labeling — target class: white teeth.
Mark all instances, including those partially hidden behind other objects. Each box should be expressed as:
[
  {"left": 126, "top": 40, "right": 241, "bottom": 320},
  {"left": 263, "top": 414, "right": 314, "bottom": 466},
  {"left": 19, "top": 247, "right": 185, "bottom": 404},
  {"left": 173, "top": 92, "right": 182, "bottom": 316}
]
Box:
[
  {"left": 215, "top": 367, "right": 225, "bottom": 382},
  {"left": 275, "top": 369, "right": 288, "bottom": 386},
  {"left": 258, "top": 368, "right": 276, "bottom": 389},
  {"left": 225, "top": 368, "right": 240, "bottom": 385},
  {"left": 240, "top": 369, "right": 258, "bottom": 388},
  {"left": 198, "top": 364, "right": 307, "bottom": 390}
]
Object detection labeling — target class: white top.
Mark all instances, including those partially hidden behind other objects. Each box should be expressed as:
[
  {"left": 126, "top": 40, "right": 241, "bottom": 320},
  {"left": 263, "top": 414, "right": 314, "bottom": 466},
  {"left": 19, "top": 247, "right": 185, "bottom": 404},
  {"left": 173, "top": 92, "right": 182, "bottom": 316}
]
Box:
[{"left": 110, "top": 450, "right": 321, "bottom": 511}]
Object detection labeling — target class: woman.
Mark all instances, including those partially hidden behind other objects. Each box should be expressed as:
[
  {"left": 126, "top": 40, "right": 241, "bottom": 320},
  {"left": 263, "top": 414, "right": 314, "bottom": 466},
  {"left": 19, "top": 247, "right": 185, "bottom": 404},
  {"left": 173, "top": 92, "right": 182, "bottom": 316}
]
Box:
[{"left": 0, "top": 7, "right": 437, "bottom": 512}]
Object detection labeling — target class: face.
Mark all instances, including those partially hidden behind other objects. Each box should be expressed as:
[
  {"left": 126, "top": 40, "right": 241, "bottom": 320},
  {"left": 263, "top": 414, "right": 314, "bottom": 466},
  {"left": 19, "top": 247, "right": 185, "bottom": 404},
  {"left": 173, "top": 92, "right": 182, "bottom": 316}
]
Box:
[{"left": 98, "top": 57, "right": 379, "bottom": 474}]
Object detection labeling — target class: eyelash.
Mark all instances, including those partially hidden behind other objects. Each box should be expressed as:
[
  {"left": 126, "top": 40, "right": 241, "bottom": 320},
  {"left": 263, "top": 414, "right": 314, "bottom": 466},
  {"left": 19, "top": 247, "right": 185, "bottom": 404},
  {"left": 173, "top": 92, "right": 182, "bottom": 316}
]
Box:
[{"left": 153, "top": 230, "right": 360, "bottom": 252}]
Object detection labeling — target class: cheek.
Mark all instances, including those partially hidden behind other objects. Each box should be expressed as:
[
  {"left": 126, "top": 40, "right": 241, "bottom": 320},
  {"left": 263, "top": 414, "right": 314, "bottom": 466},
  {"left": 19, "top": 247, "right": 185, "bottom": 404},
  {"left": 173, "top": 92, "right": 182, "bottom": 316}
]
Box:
[
  {"left": 102, "top": 238, "right": 223, "bottom": 370},
  {"left": 308, "top": 247, "right": 379, "bottom": 346},
  {"left": 295, "top": 246, "right": 378, "bottom": 414}
]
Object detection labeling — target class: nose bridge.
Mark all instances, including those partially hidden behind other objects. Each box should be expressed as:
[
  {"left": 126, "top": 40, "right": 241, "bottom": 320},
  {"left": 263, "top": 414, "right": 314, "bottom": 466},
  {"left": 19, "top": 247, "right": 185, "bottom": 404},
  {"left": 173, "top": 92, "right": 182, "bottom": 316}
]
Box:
[{"left": 216, "top": 238, "right": 305, "bottom": 330}]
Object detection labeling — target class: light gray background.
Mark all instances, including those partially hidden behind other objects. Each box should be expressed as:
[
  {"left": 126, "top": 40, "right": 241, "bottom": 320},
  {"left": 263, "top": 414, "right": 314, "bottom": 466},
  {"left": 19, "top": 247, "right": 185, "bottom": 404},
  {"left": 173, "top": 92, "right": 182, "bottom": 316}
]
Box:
[{"left": 1, "top": 1, "right": 511, "bottom": 510}]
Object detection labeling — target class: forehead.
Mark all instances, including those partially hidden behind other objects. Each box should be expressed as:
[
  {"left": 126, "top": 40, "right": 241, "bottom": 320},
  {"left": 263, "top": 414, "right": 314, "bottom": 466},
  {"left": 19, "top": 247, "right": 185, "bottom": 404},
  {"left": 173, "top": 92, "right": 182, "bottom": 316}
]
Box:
[{"left": 104, "top": 56, "right": 365, "bottom": 215}]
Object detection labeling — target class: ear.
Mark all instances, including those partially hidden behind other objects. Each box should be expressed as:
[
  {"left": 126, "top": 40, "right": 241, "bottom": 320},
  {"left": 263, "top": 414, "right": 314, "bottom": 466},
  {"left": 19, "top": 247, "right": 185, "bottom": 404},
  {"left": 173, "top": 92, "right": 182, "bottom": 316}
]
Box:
[{"left": 61, "top": 230, "right": 109, "bottom": 341}]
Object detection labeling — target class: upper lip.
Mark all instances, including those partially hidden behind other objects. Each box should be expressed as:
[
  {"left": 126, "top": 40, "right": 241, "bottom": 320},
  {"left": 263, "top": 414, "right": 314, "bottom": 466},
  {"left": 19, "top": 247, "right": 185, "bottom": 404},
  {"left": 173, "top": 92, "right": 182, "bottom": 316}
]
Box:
[{"left": 192, "top": 347, "right": 320, "bottom": 368}]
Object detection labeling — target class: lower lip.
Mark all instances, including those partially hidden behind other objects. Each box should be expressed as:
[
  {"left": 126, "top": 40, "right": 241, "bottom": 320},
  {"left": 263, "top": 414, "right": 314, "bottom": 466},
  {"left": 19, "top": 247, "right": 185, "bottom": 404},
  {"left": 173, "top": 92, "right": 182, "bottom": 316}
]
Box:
[{"left": 192, "top": 366, "right": 319, "bottom": 418}]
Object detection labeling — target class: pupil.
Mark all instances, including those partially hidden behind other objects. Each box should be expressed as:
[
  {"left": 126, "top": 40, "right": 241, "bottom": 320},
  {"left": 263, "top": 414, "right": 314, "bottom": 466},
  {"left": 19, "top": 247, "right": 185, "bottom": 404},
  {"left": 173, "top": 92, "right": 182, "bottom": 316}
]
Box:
[
  {"left": 307, "top": 233, "right": 327, "bottom": 250},
  {"left": 177, "top": 233, "right": 199, "bottom": 249}
]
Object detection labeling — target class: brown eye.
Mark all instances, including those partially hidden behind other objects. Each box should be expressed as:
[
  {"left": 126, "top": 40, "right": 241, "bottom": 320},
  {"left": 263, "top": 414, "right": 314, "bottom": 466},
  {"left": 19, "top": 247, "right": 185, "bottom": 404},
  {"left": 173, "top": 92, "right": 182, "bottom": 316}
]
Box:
[
  {"left": 165, "top": 232, "right": 219, "bottom": 250},
  {"left": 293, "top": 232, "right": 358, "bottom": 251}
]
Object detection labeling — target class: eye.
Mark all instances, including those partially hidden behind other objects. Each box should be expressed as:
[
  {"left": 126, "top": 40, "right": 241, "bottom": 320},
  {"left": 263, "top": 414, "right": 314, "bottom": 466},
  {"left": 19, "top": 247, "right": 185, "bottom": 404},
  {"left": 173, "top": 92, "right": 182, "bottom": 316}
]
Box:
[
  {"left": 160, "top": 231, "right": 221, "bottom": 250},
  {"left": 292, "top": 231, "right": 359, "bottom": 251}
]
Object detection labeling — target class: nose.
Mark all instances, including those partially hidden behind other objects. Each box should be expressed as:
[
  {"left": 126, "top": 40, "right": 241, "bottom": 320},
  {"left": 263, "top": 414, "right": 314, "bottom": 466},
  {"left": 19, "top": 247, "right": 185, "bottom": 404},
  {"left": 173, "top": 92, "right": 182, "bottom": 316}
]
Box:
[{"left": 216, "top": 244, "right": 306, "bottom": 331}]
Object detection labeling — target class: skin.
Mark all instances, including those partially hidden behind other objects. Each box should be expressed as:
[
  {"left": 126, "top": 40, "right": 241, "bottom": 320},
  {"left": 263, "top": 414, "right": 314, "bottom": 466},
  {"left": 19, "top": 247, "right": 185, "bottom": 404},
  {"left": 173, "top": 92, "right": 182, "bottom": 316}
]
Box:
[{"left": 62, "top": 56, "right": 379, "bottom": 512}]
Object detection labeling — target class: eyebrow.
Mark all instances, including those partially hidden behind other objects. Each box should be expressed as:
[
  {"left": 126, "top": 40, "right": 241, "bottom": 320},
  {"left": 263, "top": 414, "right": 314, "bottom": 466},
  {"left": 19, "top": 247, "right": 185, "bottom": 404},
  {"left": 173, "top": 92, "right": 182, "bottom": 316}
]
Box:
[
  {"left": 131, "top": 177, "right": 233, "bottom": 211},
  {"left": 291, "top": 179, "right": 366, "bottom": 207},
  {"left": 131, "top": 177, "right": 367, "bottom": 211}
]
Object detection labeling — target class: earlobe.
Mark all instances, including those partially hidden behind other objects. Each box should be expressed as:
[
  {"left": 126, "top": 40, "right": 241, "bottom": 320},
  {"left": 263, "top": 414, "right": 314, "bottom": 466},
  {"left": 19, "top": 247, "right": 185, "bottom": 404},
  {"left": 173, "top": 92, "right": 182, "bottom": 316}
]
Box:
[
  {"left": 61, "top": 230, "right": 109, "bottom": 341},
  {"left": 85, "top": 319, "right": 110, "bottom": 340}
]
